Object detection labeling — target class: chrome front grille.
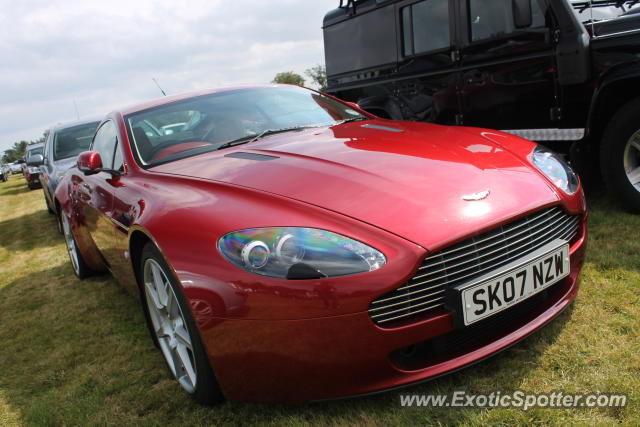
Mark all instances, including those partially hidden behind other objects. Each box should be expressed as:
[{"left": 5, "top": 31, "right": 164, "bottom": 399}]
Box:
[{"left": 369, "top": 206, "right": 581, "bottom": 326}]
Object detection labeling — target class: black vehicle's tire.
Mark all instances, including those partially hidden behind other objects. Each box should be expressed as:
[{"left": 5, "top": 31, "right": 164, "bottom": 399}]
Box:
[
  {"left": 600, "top": 98, "right": 640, "bottom": 213},
  {"left": 139, "top": 243, "right": 224, "bottom": 406},
  {"left": 60, "top": 212, "right": 93, "bottom": 279}
]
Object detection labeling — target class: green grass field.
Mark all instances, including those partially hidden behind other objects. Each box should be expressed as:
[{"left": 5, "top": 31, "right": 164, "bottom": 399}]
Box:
[{"left": 0, "top": 176, "right": 638, "bottom": 426}]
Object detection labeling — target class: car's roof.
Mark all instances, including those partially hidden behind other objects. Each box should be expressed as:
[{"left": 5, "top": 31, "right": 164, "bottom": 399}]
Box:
[
  {"left": 118, "top": 85, "right": 284, "bottom": 116},
  {"left": 51, "top": 116, "right": 103, "bottom": 133}
]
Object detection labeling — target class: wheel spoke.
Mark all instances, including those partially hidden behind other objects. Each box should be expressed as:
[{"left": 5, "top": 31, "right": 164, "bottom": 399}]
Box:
[
  {"left": 627, "top": 166, "right": 640, "bottom": 185},
  {"left": 630, "top": 139, "right": 640, "bottom": 153},
  {"left": 176, "top": 344, "right": 197, "bottom": 387},
  {"left": 167, "top": 289, "right": 182, "bottom": 320},
  {"left": 144, "top": 281, "right": 163, "bottom": 311},
  {"left": 155, "top": 320, "right": 171, "bottom": 339},
  {"left": 170, "top": 344, "right": 186, "bottom": 378},
  {"left": 160, "top": 341, "right": 177, "bottom": 376},
  {"left": 174, "top": 323, "right": 193, "bottom": 350},
  {"left": 149, "top": 264, "right": 167, "bottom": 308}
]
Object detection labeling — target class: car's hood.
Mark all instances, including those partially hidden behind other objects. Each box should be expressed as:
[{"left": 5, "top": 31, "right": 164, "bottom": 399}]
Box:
[
  {"left": 152, "top": 121, "right": 559, "bottom": 250},
  {"left": 53, "top": 157, "right": 77, "bottom": 173}
]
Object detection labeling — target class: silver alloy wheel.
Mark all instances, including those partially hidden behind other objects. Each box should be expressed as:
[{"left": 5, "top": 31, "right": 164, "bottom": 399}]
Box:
[
  {"left": 143, "top": 258, "right": 197, "bottom": 393},
  {"left": 624, "top": 130, "right": 640, "bottom": 191},
  {"left": 61, "top": 214, "right": 80, "bottom": 275}
]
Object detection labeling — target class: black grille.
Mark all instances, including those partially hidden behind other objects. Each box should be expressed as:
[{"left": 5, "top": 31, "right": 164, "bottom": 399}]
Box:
[
  {"left": 369, "top": 206, "right": 581, "bottom": 326},
  {"left": 390, "top": 279, "right": 567, "bottom": 371}
]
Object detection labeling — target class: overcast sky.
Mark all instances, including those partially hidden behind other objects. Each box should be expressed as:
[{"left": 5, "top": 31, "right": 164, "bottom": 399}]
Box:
[{"left": 0, "top": 0, "right": 338, "bottom": 154}]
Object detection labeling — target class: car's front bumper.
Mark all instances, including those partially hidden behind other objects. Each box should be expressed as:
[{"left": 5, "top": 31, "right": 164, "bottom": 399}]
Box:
[{"left": 200, "top": 218, "right": 587, "bottom": 403}]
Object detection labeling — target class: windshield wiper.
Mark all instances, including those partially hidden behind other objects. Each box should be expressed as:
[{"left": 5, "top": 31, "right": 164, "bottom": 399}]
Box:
[
  {"left": 214, "top": 136, "right": 256, "bottom": 151},
  {"left": 216, "top": 125, "right": 321, "bottom": 151},
  {"left": 215, "top": 120, "right": 365, "bottom": 151}
]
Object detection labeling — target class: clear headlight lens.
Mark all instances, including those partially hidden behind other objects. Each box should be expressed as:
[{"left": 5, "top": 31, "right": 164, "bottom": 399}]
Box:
[
  {"left": 28, "top": 167, "right": 39, "bottom": 174},
  {"left": 531, "top": 146, "right": 579, "bottom": 195},
  {"left": 218, "top": 227, "right": 386, "bottom": 280}
]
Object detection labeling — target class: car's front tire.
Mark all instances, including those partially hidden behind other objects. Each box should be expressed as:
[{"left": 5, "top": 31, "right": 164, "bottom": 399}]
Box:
[
  {"left": 139, "top": 243, "right": 224, "bottom": 406},
  {"left": 601, "top": 98, "right": 640, "bottom": 213},
  {"left": 60, "top": 212, "right": 93, "bottom": 279}
]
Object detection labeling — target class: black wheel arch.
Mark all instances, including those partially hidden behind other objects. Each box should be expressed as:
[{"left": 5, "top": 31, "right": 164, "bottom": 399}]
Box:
[{"left": 585, "top": 64, "right": 640, "bottom": 149}]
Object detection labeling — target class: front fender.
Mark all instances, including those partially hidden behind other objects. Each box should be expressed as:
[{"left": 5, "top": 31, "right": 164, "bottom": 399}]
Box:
[{"left": 130, "top": 174, "right": 423, "bottom": 324}]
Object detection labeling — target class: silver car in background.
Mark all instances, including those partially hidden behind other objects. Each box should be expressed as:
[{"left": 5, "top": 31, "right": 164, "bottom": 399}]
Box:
[
  {"left": 39, "top": 118, "right": 100, "bottom": 223},
  {"left": 0, "top": 163, "right": 10, "bottom": 182}
]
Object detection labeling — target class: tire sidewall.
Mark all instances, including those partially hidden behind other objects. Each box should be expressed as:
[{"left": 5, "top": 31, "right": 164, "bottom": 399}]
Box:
[{"left": 600, "top": 98, "right": 640, "bottom": 212}]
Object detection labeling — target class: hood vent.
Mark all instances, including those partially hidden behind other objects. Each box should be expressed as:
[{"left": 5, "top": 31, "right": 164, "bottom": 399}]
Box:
[
  {"left": 224, "top": 152, "right": 278, "bottom": 161},
  {"left": 361, "top": 124, "right": 404, "bottom": 133}
]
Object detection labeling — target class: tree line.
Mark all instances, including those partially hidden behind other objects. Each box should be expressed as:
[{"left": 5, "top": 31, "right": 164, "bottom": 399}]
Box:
[
  {"left": 2, "top": 132, "right": 47, "bottom": 164},
  {"left": 273, "top": 65, "right": 327, "bottom": 91}
]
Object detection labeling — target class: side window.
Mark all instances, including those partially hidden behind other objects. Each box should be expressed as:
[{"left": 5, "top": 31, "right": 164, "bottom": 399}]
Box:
[
  {"left": 469, "top": 0, "right": 546, "bottom": 42},
  {"left": 91, "top": 121, "right": 117, "bottom": 169},
  {"left": 43, "top": 131, "right": 50, "bottom": 162},
  {"left": 402, "top": 0, "right": 450, "bottom": 57},
  {"left": 113, "top": 142, "right": 124, "bottom": 172}
]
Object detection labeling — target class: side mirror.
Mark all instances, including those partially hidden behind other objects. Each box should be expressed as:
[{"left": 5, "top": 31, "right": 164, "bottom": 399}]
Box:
[
  {"left": 513, "top": 0, "right": 532, "bottom": 29},
  {"left": 346, "top": 101, "right": 360, "bottom": 110},
  {"left": 77, "top": 151, "right": 102, "bottom": 175},
  {"left": 26, "top": 154, "right": 44, "bottom": 166}
]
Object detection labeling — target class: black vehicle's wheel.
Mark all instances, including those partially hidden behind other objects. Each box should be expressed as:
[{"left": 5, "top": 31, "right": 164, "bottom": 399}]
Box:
[
  {"left": 60, "top": 212, "right": 93, "bottom": 279},
  {"left": 600, "top": 98, "right": 640, "bottom": 213},
  {"left": 139, "top": 243, "right": 224, "bottom": 406}
]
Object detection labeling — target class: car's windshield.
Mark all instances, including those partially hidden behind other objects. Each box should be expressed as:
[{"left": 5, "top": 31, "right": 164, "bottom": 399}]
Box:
[
  {"left": 126, "top": 86, "right": 366, "bottom": 166},
  {"left": 571, "top": 1, "right": 640, "bottom": 22},
  {"left": 26, "top": 146, "right": 43, "bottom": 157},
  {"left": 53, "top": 121, "right": 100, "bottom": 161}
]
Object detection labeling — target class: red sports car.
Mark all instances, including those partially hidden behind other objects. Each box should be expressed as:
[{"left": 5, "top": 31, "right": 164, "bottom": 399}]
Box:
[{"left": 55, "top": 85, "right": 587, "bottom": 404}]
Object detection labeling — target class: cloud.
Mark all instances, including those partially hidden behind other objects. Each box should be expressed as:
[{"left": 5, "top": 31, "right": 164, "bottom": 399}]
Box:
[{"left": 0, "top": 0, "right": 337, "bottom": 153}]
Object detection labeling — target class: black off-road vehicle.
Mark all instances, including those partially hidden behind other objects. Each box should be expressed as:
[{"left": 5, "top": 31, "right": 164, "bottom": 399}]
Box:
[{"left": 323, "top": 0, "right": 640, "bottom": 211}]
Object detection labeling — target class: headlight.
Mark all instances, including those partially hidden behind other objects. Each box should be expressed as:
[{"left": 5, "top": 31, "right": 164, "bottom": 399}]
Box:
[
  {"left": 28, "top": 167, "right": 39, "bottom": 174},
  {"left": 218, "top": 227, "right": 386, "bottom": 280},
  {"left": 531, "top": 146, "right": 579, "bottom": 195}
]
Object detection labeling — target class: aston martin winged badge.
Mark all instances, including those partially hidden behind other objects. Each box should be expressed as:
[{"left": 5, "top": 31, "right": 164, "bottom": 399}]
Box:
[{"left": 462, "top": 190, "right": 491, "bottom": 201}]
